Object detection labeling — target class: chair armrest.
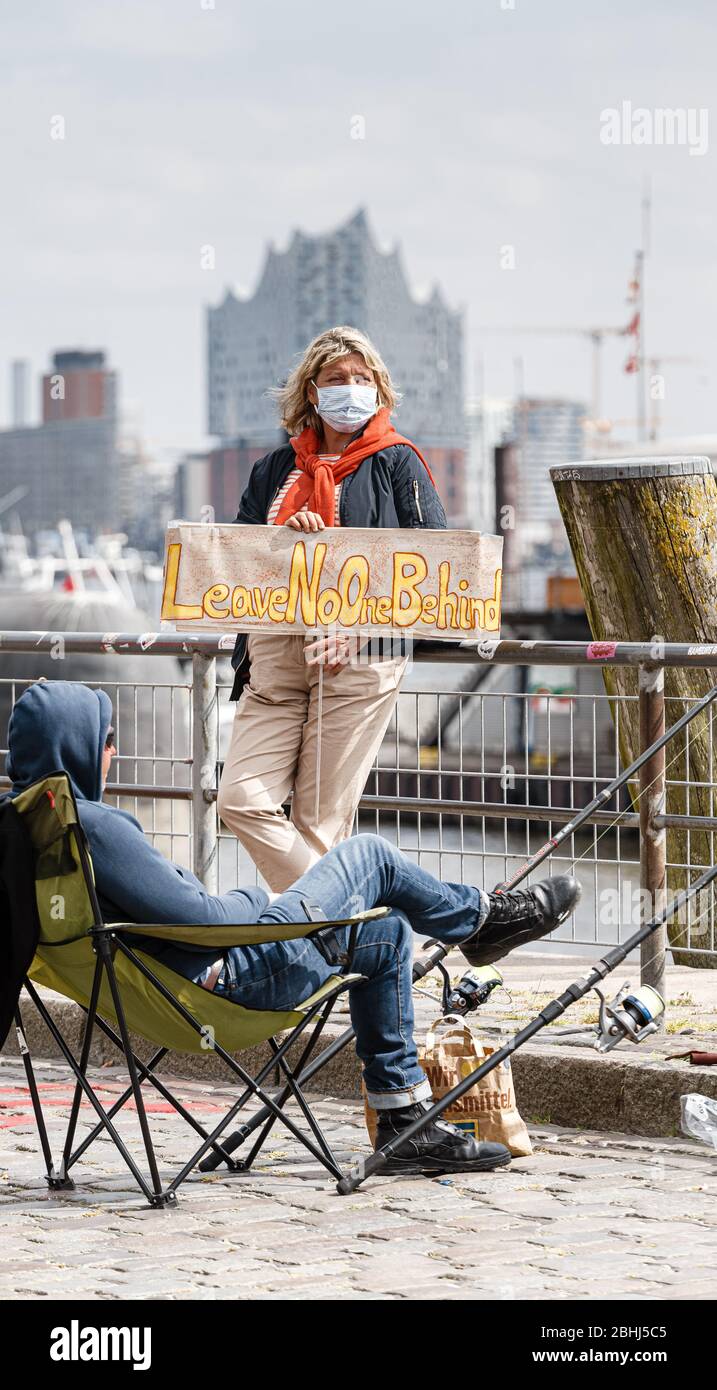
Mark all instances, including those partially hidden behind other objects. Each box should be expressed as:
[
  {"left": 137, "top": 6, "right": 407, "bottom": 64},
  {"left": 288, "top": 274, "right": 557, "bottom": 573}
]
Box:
[{"left": 93, "top": 905, "right": 390, "bottom": 950}]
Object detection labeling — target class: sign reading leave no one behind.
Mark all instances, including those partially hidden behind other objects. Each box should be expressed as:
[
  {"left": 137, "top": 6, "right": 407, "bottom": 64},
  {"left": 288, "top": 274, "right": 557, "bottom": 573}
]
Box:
[{"left": 161, "top": 524, "right": 503, "bottom": 640}]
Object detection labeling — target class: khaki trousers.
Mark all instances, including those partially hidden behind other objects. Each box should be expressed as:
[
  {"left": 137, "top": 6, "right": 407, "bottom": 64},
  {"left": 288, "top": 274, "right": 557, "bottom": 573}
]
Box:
[{"left": 217, "top": 634, "right": 408, "bottom": 892}]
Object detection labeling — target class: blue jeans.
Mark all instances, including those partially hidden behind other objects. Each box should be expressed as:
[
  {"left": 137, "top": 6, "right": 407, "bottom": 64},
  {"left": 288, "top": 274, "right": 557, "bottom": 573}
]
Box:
[{"left": 212, "top": 833, "right": 489, "bottom": 1109}]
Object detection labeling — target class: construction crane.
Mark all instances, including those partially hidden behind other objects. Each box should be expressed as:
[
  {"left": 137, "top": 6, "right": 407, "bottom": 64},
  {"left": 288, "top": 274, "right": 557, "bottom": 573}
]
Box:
[
  {"left": 645, "top": 355, "right": 705, "bottom": 442},
  {"left": 587, "top": 356, "right": 706, "bottom": 443},
  {"left": 476, "top": 324, "right": 628, "bottom": 423}
]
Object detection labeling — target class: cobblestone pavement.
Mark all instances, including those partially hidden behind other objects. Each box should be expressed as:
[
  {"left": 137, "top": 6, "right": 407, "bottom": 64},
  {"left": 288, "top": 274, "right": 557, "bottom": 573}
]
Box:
[{"left": 1, "top": 1057, "right": 716, "bottom": 1301}]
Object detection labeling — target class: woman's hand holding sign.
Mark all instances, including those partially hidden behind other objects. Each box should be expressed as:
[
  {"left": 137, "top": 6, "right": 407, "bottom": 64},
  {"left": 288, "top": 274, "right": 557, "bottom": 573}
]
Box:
[
  {"left": 286, "top": 509, "right": 352, "bottom": 670},
  {"left": 303, "top": 632, "right": 357, "bottom": 674},
  {"left": 285, "top": 508, "right": 349, "bottom": 669},
  {"left": 285, "top": 510, "right": 326, "bottom": 532}
]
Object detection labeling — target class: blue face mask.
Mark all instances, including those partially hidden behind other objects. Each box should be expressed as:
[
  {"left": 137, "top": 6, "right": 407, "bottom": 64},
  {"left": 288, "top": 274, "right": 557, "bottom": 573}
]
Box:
[{"left": 313, "top": 382, "right": 378, "bottom": 433}]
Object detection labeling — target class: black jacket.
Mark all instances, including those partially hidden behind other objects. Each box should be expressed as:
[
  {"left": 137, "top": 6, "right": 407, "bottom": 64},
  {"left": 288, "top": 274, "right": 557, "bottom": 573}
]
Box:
[
  {"left": 0, "top": 797, "right": 41, "bottom": 1048},
  {"left": 228, "top": 442, "right": 448, "bottom": 698}
]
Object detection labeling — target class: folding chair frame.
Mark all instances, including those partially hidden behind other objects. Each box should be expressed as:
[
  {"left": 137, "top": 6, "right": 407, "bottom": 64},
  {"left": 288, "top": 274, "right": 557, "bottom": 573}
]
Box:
[
  {"left": 17, "top": 954, "right": 359, "bottom": 1207},
  {"left": 15, "top": 805, "right": 372, "bottom": 1208}
]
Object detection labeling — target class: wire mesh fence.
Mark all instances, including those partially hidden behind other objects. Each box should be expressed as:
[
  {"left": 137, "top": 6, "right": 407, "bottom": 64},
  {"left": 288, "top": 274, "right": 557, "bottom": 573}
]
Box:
[{"left": 0, "top": 637, "right": 715, "bottom": 964}]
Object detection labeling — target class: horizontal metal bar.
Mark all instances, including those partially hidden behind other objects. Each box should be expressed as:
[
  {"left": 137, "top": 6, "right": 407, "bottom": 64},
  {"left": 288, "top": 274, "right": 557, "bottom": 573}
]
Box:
[
  {"left": 363, "top": 799, "right": 717, "bottom": 833},
  {"left": 0, "top": 777, "right": 193, "bottom": 801},
  {"left": 2, "top": 630, "right": 717, "bottom": 667},
  {"left": 379, "top": 764, "right": 624, "bottom": 783},
  {"left": 653, "top": 813, "right": 717, "bottom": 831},
  {"left": 358, "top": 793, "right": 639, "bottom": 827},
  {"left": 2, "top": 775, "right": 714, "bottom": 833},
  {"left": 104, "top": 782, "right": 192, "bottom": 801},
  {"left": 369, "top": 802, "right": 688, "bottom": 832},
  {"left": 0, "top": 776, "right": 642, "bottom": 826}
]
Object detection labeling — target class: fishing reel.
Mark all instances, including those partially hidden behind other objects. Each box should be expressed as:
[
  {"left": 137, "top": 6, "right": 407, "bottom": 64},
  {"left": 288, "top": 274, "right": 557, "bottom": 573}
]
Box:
[
  {"left": 440, "top": 964, "right": 504, "bottom": 1016},
  {"left": 593, "top": 981, "right": 665, "bottom": 1053}
]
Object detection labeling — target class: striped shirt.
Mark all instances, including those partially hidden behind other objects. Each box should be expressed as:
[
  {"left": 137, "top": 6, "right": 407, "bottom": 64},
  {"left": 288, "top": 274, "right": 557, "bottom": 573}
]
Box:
[{"left": 266, "top": 456, "right": 342, "bottom": 526}]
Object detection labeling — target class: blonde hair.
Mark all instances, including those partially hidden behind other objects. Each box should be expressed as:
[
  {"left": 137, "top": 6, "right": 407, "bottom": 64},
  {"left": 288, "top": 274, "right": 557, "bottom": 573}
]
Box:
[{"left": 275, "top": 326, "right": 399, "bottom": 436}]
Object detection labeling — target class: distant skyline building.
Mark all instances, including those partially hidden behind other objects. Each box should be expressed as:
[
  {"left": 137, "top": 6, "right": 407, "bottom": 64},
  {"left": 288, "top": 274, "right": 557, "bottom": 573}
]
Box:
[
  {"left": 465, "top": 395, "right": 514, "bottom": 532},
  {"left": 515, "top": 398, "right": 586, "bottom": 541},
  {"left": 206, "top": 208, "right": 466, "bottom": 521},
  {"left": 10, "top": 360, "right": 30, "bottom": 428},
  {"left": 509, "top": 397, "right": 586, "bottom": 608},
  {"left": 0, "top": 350, "right": 128, "bottom": 536},
  {"left": 42, "top": 349, "right": 117, "bottom": 425}
]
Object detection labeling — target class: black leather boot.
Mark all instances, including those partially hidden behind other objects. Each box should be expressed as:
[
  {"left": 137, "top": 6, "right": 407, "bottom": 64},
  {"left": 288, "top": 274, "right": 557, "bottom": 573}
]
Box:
[
  {"left": 374, "top": 1100, "right": 511, "bottom": 1174},
  {"left": 461, "top": 873, "right": 581, "bottom": 967}
]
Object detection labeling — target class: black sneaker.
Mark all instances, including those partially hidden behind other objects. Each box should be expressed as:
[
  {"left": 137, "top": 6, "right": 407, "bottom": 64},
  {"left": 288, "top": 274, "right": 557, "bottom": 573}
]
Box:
[
  {"left": 374, "top": 1101, "right": 511, "bottom": 1175},
  {"left": 461, "top": 873, "right": 581, "bottom": 967}
]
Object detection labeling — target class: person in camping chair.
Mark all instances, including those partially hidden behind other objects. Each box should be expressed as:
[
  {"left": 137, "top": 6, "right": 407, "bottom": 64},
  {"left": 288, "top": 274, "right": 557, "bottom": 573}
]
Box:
[{"left": 6, "top": 681, "right": 580, "bottom": 1176}]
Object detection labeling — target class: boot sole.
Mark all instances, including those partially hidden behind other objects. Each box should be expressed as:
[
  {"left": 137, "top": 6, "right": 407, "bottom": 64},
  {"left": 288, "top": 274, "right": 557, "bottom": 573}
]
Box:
[
  {"left": 378, "top": 1151, "right": 512, "bottom": 1176},
  {"left": 462, "top": 891, "right": 582, "bottom": 966},
  {"left": 461, "top": 921, "right": 556, "bottom": 967}
]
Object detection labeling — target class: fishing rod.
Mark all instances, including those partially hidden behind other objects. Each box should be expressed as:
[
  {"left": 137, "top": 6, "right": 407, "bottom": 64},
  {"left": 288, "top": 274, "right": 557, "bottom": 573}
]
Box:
[
  {"left": 199, "top": 680, "right": 717, "bottom": 1175},
  {"left": 337, "top": 856, "right": 717, "bottom": 1193},
  {"left": 409, "top": 678, "right": 717, "bottom": 987},
  {"left": 496, "top": 677, "right": 716, "bottom": 893}
]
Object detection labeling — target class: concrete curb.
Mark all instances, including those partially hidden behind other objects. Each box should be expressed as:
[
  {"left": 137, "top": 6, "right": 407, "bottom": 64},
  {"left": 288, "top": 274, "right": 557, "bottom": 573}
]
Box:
[
  {"left": 511, "top": 1041, "right": 717, "bottom": 1138},
  {"left": 6, "top": 988, "right": 717, "bottom": 1141}
]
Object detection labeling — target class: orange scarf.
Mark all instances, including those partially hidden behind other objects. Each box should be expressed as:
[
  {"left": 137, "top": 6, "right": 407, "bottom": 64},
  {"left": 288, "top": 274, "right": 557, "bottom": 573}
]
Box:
[{"left": 275, "top": 406, "right": 436, "bottom": 526}]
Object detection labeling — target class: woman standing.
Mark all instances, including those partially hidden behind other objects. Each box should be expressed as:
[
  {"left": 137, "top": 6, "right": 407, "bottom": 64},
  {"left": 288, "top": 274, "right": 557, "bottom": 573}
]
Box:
[{"left": 217, "top": 326, "right": 447, "bottom": 892}]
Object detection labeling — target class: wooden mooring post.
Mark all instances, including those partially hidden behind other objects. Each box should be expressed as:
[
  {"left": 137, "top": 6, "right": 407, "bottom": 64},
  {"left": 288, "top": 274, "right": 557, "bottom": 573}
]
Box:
[{"left": 551, "top": 457, "right": 717, "bottom": 969}]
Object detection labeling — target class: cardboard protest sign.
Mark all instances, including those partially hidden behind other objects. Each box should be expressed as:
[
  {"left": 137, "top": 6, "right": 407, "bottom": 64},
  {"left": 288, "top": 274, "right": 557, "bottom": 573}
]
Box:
[{"left": 161, "top": 523, "right": 503, "bottom": 640}]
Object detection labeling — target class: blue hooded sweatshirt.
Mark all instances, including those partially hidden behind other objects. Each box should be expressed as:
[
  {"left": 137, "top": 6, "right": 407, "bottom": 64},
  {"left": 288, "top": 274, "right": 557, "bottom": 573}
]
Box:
[{"left": 6, "top": 681, "right": 270, "bottom": 981}]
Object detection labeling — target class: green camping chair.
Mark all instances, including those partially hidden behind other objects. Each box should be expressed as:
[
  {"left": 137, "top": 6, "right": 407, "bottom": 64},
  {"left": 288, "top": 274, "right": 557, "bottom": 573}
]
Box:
[{"left": 11, "top": 771, "right": 387, "bottom": 1207}]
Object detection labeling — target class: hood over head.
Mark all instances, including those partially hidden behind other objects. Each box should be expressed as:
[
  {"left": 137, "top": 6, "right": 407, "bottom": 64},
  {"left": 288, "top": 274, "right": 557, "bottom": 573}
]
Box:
[{"left": 6, "top": 680, "right": 112, "bottom": 802}]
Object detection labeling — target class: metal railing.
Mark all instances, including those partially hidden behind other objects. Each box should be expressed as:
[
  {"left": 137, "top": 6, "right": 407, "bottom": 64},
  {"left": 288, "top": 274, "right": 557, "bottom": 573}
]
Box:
[{"left": 1, "top": 632, "right": 716, "bottom": 998}]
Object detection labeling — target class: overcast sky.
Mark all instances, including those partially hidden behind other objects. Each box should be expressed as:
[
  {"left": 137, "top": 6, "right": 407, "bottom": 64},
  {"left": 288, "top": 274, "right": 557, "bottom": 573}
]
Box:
[{"left": 2, "top": 0, "right": 715, "bottom": 457}]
